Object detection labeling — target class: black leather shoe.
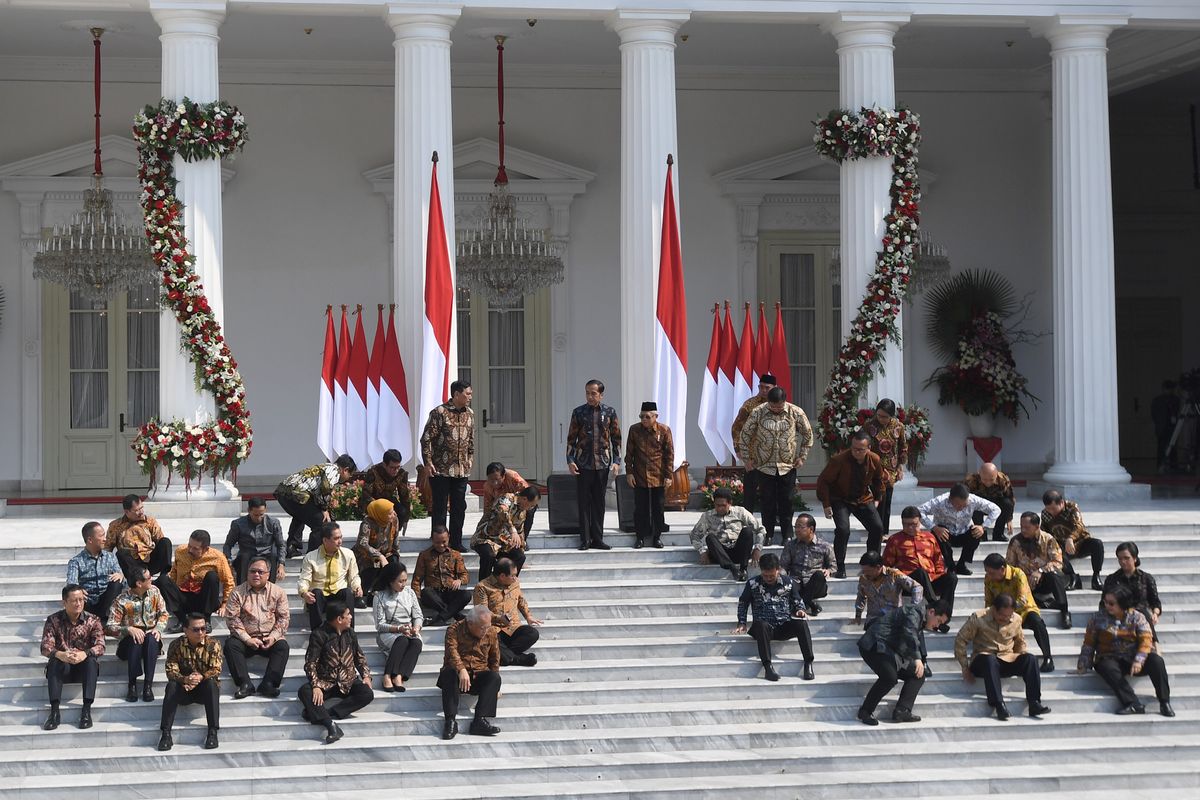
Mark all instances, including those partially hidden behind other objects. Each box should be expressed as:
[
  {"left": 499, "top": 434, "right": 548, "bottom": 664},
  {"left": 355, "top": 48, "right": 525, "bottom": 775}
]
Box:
[
  {"left": 891, "top": 709, "right": 921, "bottom": 723},
  {"left": 234, "top": 683, "right": 255, "bottom": 700},
  {"left": 157, "top": 730, "right": 173, "bottom": 751},
  {"left": 1029, "top": 703, "right": 1052, "bottom": 717},
  {"left": 1116, "top": 703, "right": 1146, "bottom": 715},
  {"left": 991, "top": 532, "right": 1007, "bottom": 542},
  {"left": 802, "top": 662, "right": 815, "bottom": 681},
  {"left": 259, "top": 684, "right": 280, "bottom": 698},
  {"left": 469, "top": 718, "right": 501, "bottom": 736},
  {"left": 301, "top": 708, "right": 312, "bottom": 723},
  {"left": 995, "top": 704, "right": 1011, "bottom": 721},
  {"left": 833, "top": 569, "right": 847, "bottom": 580},
  {"left": 514, "top": 652, "right": 538, "bottom": 667},
  {"left": 936, "top": 623, "right": 951, "bottom": 634},
  {"left": 1040, "top": 657, "right": 1055, "bottom": 673},
  {"left": 78, "top": 707, "right": 93, "bottom": 729},
  {"left": 204, "top": 728, "right": 219, "bottom": 749},
  {"left": 590, "top": 541, "right": 611, "bottom": 551},
  {"left": 652, "top": 539, "right": 664, "bottom": 549},
  {"left": 1069, "top": 573, "right": 1083, "bottom": 591},
  {"left": 857, "top": 709, "right": 879, "bottom": 726},
  {"left": 126, "top": 683, "right": 139, "bottom": 702},
  {"left": 324, "top": 723, "right": 344, "bottom": 744},
  {"left": 142, "top": 682, "right": 155, "bottom": 702},
  {"left": 1060, "top": 611, "right": 1072, "bottom": 630},
  {"left": 1161, "top": 701, "right": 1176, "bottom": 718},
  {"left": 764, "top": 665, "right": 780, "bottom": 682},
  {"left": 286, "top": 544, "right": 300, "bottom": 559},
  {"left": 576, "top": 543, "right": 589, "bottom": 551},
  {"left": 733, "top": 566, "right": 748, "bottom": 582},
  {"left": 42, "top": 709, "right": 60, "bottom": 731},
  {"left": 1091, "top": 575, "right": 1104, "bottom": 592},
  {"left": 633, "top": 539, "right": 644, "bottom": 549},
  {"left": 954, "top": 562, "right": 973, "bottom": 576},
  {"left": 441, "top": 719, "right": 458, "bottom": 740},
  {"left": 808, "top": 601, "right": 822, "bottom": 617}
]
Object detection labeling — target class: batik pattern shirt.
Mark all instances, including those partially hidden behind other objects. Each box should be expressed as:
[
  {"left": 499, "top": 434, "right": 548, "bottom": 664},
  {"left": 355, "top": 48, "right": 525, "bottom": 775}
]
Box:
[
  {"left": 626, "top": 422, "right": 675, "bottom": 488},
  {"left": 855, "top": 567, "right": 922, "bottom": 622},
  {"left": 305, "top": 624, "right": 370, "bottom": 691},
  {"left": 359, "top": 463, "right": 412, "bottom": 518},
  {"left": 738, "top": 403, "right": 813, "bottom": 474},
  {"left": 1101, "top": 570, "right": 1162, "bottom": 615},
  {"left": 223, "top": 581, "right": 290, "bottom": 642},
  {"left": 882, "top": 531, "right": 947, "bottom": 580},
  {"left": 420, "top": 403, "right": 475, "bottom": 477},
  {"left": 731, "top": 395, "right": 767, "bottom": 460},
  {"left": 355, "top": 516, "right": 400, "bottom": 569},
  {"left": 954, "top": 609, "right": 1027, "bottom": 669},
  {"left": 165, "top": 636, "right": 223, "bottom": 683},
  {"left": 983, "top": 565, "right": 1040, "bottom": 620},
  {"left": 106, "top": 515, "right": 167, "bottom": 562},
  {"left": 106, "top": 587, "right": 168, "bottom": 639},
  {"left": 781, "top": 536, "right": 835, "bottom": 582},
  {"left": 167, "top": 545, "right": 235, "bottom": 601},
  {"left": 482, "top": 469, "right": 529, "bottom": 513},
  {"left": 1041, "top": 501, "right": 1092, "bottom": 548},
  {"left": 411, "top": 547, "right": 468, "bottom": 594},
  {"left": 40, "top": 610, "right": 105, "bottom": 658},
  {"left": 473, "top": 576, "right": 533, "bottom": 635},
  {"left": 689, "top": 507, "right": 766, "bottom": 554},
  {"left": 964, "top": 471, "right": 1015, "bottom": 506},
  {"left": 470, "top": 493, "right": 527, "bottom": 553},
  {"left": 1006, "top": 533, "right": 1064, "bottom": 587},
  {"left": 566, "top": 403, "right": 622, "bottom": 470},
  {"left": 917, "top": 492, "right": 999, "bottom": 535},
  {"left": 737, "top": 574, "right": 805, "bottom": 626},
  {"left": 860, "top": 416, "right": 908, "bottom": 486},
  {"left": 66, "top": 548, "right": 123, "bottom": 603},
  {"left": 443, "top": 620, "right": 500, "bottom": 673},
  {"left": 1078, "top": 609, "right": 1154, "bottom": 670},
  {"left": 276, "top": 463, "right": 342, "bottom": 508}
]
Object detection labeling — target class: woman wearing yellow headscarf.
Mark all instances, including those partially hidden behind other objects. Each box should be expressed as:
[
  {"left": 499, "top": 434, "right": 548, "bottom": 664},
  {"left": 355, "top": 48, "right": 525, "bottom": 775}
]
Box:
[{"left": 354, "top": 499, "right": 400, "bottom": 606}]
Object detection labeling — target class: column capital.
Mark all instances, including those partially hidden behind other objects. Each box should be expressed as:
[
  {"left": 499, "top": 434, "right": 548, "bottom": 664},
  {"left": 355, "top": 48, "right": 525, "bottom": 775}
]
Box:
[
  {"left": 607, "top": 10, "right": 690, "bottom": 45},
  {"left": 822, "top": 13, "right": 909, "bottom": 46},
  {"left": 1033, "top": 14, "right": 1128, "bottom": 49},
  {"left": 385, "top": 4, "right": 461, "bottom": 39},
  {"left": 149, "top": 0, "right": 226, "bottom": 32}
]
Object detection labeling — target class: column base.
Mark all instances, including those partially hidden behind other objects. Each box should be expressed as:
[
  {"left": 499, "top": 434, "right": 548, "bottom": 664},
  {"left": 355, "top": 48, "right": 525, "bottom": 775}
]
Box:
[
  {"left": 1028, "top": 475, "right": 1150, "bottom": 503},
  {"left": 147, "top": 466, "right": 242, "bottom": 517},
  {"left": 890, "top": 472, "right": 938, "bottom": 509}
]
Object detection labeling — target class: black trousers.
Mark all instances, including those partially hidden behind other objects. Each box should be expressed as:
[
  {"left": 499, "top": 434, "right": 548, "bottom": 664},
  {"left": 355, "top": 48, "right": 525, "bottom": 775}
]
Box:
[
  {"left": 299, "top": 680, "right": 373, "bottom": 727},
  {"left": 742, "top": 469, "right": 760, "bottom": 513},
  {"left": 116, "top": 634, "right": 161, "bottom": 684},
  {"left": 1093, "top": 653, "right": 1170, "bottom": 707},
  {"left": 748, "top": 618, "right": 814, "bottom": 666},
  {"left": 233, "top": 550, "right": 281, "bottom": 584},
  {"left": 84, "top": 581, "right": 125, "bottom": 625},
  {"left": 705, "top": 529, "right": 755, "bottom": 573},
  {"left": 877, "top": 485, "right": 895, "bottom": 540},
  {"left": 383, "top": 636, "right": 423, "bottom": 679},
  {"left": 278, "top": 495, "right": 325, "bottom": 553},
  {"left": 1031, "top": 571, "right": 1070, "bottom": 612},
  {"left": 859, "top": 647, "right": 924, "bottom": 716},
  {"left": 969, "top": 653, "right": 1041, "bottom": 708},
  {"left": 831, "top": 499, "right": 885, "bottom": 570},
  {"left": 161, "top": 679, "right": 219, "bottom": 730},
  {"left": 1063, "top": 538, "right": 1105, "bottom": 578},
  {"left": 632, "top": 485, "right": 666, "bottom": 544},
  {"left": 759, "top": 469, "right": 796, "bottom": 544},
  {"left": 116, "top": 539, "right": 174, "bottom": 580},
  {"left": 798, "top": 573, "right": 829, "bottom": 608},
  {"left": 576, "top": 468, "right": 609, "bottom": 546},
  {"left": 359, "top": 562, "right": 388, "bottom": 598},
  {"left": 474, "top": 544, "right": 526, "bottom": 584},
  {"left": 907, "top": 567, "right": 959, "bottom": 613},
  {"left": 419, "top": 587, "right": 472, "bottom": 625},
  {"left": 306, "top": 587, "right": 355, "bottom": 631},
  {"left": 225, "top": 637, "right": 290, "bottom": 689},
  {"left": 498, "top": 626, "right": 540, "bottom": 666},
  {"left": 940, "top": 530, "right": 982, "bottom": 568},
  {"left": 989, "top": 497, "right": 1015, "bottom": 539},
  {"left": 1023, "top": 613, "right": 1052, "bottom": 658},
  {"left": 46, "top": 656, "right": 99, "bottom": 703},
  {"left": 430, "top": 476, "right": 470, "bottom": 551},
  {"left": 156, "top": 570, "right": 223, "bottom": 625},
  {"left": 438, "top": 667, "right": 501, "bottom": 721}
]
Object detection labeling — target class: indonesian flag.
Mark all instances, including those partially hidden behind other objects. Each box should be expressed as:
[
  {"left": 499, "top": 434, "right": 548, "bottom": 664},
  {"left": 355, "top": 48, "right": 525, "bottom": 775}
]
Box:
[
  {"left": 345, "top": 309, "right": 371, "bottom": 470},
  {"left": 697, "top": 304, "right": 730, "bottom": 463},
  {"left": 717, "top": 302, "right": 738, "bottom": 456},
  {"left": 332, "top": 307, "right": 351, "bottom": 458},
  {"left": 316, "top": 307, "right": 337, "bottom": 460},
  {"left": 653, "top": 156, "right": 688, "bottom": 470},
  {"left": 754, "top": 302, "right": 771, "bottom": 390},
  {"left": 418, "top": 153, "right": 455, "bottom": 429},
  {"left": 377, "top": 306, "right": 413, "bottom": 465},
  {"left": 365, "top": 306, "right": 387, "bottom": 465},
  {"left": 732, "top": 303, "right": 755, "bottom": 414},
  {"left": 769, "top": 302, "right": 794, "bottom": 404}
]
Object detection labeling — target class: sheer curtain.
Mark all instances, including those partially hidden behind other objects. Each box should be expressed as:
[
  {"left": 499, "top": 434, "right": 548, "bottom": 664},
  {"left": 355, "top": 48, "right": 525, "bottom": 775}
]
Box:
[
  {"left": 126, "top": 282, "right": 159, "bottom": 427},
  {"left": 456, "top": 285, "right": 472, "bottom": 386},
  {"left": 488, "top": 298, "right": 525, "bottom": 424},
  {"left": 69, "top": 292, "right": 108, "bottom": 429},
  {"left": 780, "top": 253, "right": 817, "bottom": 414}
]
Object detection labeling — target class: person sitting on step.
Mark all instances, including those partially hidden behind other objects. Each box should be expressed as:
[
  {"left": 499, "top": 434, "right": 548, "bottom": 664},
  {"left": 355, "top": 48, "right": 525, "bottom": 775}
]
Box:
[
  {"left": 222, "top": 556, "right": 290, "bottom": 699},
  {"left": 222, "top": 497, "right": 285, "bottom": 584},
  {"left": 67, "top": 521, "right": 126, "bottom": 624},
  {"left": 158, "top": 612, "right": 222, "bottom": 751},
  {"left": 354, "top": 498, "right": 401, "bottom": 608},
  {"left": 1101, "top": 542, "right": 1161, "bottom": 639},
  {"left": 106, "top": 566, "right": 168, "bottom": 703},
  {"left": 1078, "top": 586, "right": 1173, "bottom": 717},
  {"left": 816, "top": 430, "right": 887, "bottom": 578},
  {"left": 1006, "top": 511, "right": 1072, "bottom": 630},
  {"left": 373, "top": 561, "right": 423, "bottom": 692},
  {"left": 438, "top": 605, "right": 502, "bottom": 740},
  {"left": 853, "top": 551, "right": 923, "bottom": 627},
  {"left": 358, "top": 448, "right": 412, "bottom": 529},
  {"left": 964, "top": 462, "right": 1016, "bottom": 542},
  {"left": 780, "top": 513, "right": 835, "bottom": 615},
  {"left": 299, "top": 600, "right": 374, "bottom": 744},
  {"left": 155, "top": 529, "right": 235, "bottom": 634},
  {"left": 471, "top": 486, "right": 539, "bottom": 583},
  {"left": 733, "top": 552, "right": 815, "bottom": 682},
  {"left": 882, "top": 506, "right": 958, "bottom": 632},
  {"left": 1041, "top": 490, "right": 1105, "bottom": 591},
  {"left": 982, "top": 553, "right": 1057, "bottom": 673},
  {"left": 473, "top": 558, "right": 542, "bottom": 667},
  {"left": 954, "top": 592, "right": 1052, "bottom": 720},
  {"left": 106, "top": 494, "right": 173, "bottom": 580},
  {"left": 917, "top": 483, "right": 999, "bottom": 576},
  {"left": 40, "top": 584, "right": 105, "bottom": 731},
  {"left": 482, "top": 462, "right": 537, "bottom": 539},
  {"left": 297, "top": 522, "right": 362, "bottom": 631},
  {"left": 689, "top": 487, "right": 764, "bottom": 582},
  {"left": 412, "top": 525, "right": 472, "bottom": 626},
  {"left": 856, "top": 599, "right": 950, "bottom": 726}
]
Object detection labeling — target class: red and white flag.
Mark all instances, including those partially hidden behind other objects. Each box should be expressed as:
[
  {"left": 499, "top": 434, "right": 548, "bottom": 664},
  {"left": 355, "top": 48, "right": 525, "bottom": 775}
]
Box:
[
  {"left": 332, "top": 306, "right": 351, "bottom": 458},
  {"left": 419, "top": 152, "right": 455, "bottom": 428},
  {"left": 345, "top": 309, "right": 371, "bottom": 469},
  {"left": 653, "top": 156, "right": 688, "bottom": 470},
  {"left": 754, "top": 302, "right": 771, "bottom": 390},
  {"left": 377, "top": 306, "right": 413, "bottom": 464},
  {"left": 697, "top": 303, "right": 730, "bottom": 463},
  {"left": 365, "top": 306, "right": 386, "bottom": 465},
  {"left": 317, "top": 306, "right": 338, "bottom": 460},
  {"left": 769, "top": 301, "right": 794, "bottom": 404},
  {"left": 717, "top": 302, "right": 738, "bottom": 456},
  {"left": 732, "top": 303, "right": 756, "bottom": 415}
]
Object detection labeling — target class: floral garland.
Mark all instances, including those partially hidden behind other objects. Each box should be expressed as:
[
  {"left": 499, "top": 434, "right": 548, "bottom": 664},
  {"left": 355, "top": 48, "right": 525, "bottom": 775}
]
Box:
[
  {"left": 927, "top": 310, "right": 1037, "bottom": 423},
  {"left": 130, "top": 98, "right": 251, "bottom": 488},
  {"left": 813, "top": 107, "right": 921, "bottom": 454}
]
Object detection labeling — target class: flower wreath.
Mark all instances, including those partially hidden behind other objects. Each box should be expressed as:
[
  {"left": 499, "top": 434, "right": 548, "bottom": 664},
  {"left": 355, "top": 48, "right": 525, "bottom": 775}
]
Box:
[
  {"left": 812, "top": 107, "right": 921, "bottom": 454},
  {"left": 130, "top": 98, "right": 252, "bottom": 488}
]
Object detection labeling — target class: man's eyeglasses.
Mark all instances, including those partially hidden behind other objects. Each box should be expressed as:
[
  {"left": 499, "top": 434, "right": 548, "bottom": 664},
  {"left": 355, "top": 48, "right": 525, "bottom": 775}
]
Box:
[
  {"left": 188, "top": 626, "right": 206, "bottom": 632},
  {"left": 248, "top": 569, "right": 268, "bottom": 574},
  {"left": 638, "top": 414, "right": 652, "bottom": 420}
]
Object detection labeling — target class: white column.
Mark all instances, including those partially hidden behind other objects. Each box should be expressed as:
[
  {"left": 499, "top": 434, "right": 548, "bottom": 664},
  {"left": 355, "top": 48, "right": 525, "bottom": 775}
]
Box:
[
  {"left": 610, "top": 10, "right": 689, "bottom": 431},
  {"left": 826, "top": 14, "right": 909, "bottom": 409},
  {"left": 386, "top": 5, "right": 460, "bottom": 466},
  {"left": 1040, "top": 16, "right": 1132, "bottom": 487}
]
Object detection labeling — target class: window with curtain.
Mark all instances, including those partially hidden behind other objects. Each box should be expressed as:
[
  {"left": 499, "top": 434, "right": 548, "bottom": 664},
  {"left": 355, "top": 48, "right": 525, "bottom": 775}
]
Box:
[
  {"left": 69, "top": 292, "right": 109, "bottom": 429},
  {"left": 456, "top": 285, "right": 472, "bottom": 386},
  {"left": 780, "top": 253, "right": 817, "bottom": 414},
  {"left": 126, "top": 282, "right": 159, "bottom": 427},
  {"left": 488, "top": 298, "right": 525, "bottom": 424}
]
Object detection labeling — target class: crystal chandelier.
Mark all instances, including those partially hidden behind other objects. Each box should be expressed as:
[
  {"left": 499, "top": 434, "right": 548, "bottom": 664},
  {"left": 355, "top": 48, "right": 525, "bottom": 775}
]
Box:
[
  {"left": 32, "top": 28, "right": 155, "bottom": 301},
  {"left": 455, "top": 36, "right": 564, "bottom": 307},
  {"left": 908, "top": 231, "right": 952, "bottom": 296}
]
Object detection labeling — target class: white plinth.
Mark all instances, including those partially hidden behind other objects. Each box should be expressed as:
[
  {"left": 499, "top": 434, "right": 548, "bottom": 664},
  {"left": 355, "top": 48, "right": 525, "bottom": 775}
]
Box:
[{"left": 1025, "top": 479, "right": 1150, "bottom": 502}]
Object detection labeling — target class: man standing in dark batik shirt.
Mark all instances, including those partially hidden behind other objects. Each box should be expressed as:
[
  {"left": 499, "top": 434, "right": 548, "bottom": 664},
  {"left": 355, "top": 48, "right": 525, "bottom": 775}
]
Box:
[{"left": 566, "top": 379, "right": 622, "bottom": 551}]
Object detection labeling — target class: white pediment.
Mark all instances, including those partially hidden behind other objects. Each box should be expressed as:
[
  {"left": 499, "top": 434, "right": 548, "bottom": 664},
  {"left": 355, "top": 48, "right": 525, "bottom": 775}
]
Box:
[{"left": 715, "top": 144, "right": 936, "bottom": 199}]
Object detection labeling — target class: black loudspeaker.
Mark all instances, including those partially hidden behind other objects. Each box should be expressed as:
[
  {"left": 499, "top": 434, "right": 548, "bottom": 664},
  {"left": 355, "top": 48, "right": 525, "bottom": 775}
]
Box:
[
  {"left": 547, "top": 472, "right": 580, "bottom": 535},
  {"left": 615, "top": 480, "right": 670, "bottom": 534}
]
